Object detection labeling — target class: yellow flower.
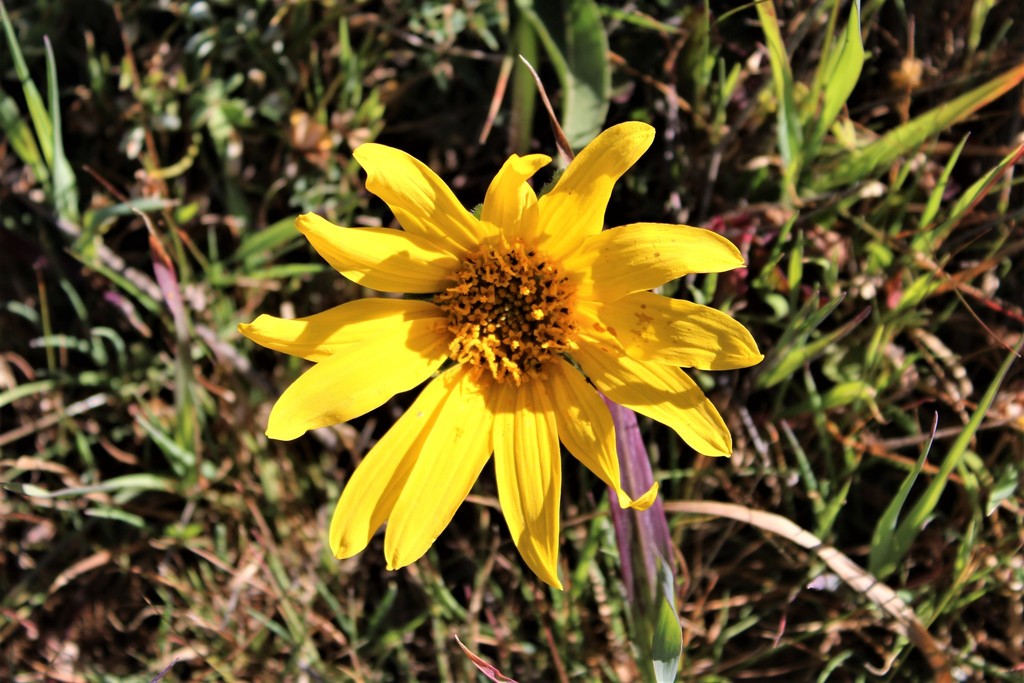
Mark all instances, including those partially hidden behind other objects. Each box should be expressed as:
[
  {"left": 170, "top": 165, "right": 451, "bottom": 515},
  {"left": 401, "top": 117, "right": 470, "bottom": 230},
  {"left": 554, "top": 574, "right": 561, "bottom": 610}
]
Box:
[{"left": 239, "top": 122, "right": 762, "bottom": 588}]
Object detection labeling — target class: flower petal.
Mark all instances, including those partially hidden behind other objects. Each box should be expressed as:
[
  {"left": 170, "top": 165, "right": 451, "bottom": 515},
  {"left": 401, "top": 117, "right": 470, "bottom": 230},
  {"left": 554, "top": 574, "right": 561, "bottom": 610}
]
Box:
[
  {"left": 297, "top": 213, "right": 459, "bottom": 293},
  {"left": 353, "top": 143, "right": 488, "bottom": 255},
  {"left": 565, "top": 222, "right": 744, "bottom": 301},
  {"left": 265, "top": 322, "right": 448, "bottom": 440},
  {"left": 384, "top": 366, "right": 494, "bottom": 570},
  {"left": 239, "top": 299, "right": 446, "bottom": 362},
  {"left": 548, "top": 360, "right": 657, "bottom": 510},
  {"left": 573, "top": 330, "right": 733, "bottom": 457},
  {"left": 588, "top": 292, "right": 763, "bottom": 370},
  {"left": 536, "top": 122, "right": 654, "bottom": 259},
  {"left": 329, "top": 367, "right": 453, "bottom": 558},
  {"left": 492, "top": 379, "right": 563, "bottom": 589},
  {"left": 481, "top": 153, "right": 552, "bottom": 242}
]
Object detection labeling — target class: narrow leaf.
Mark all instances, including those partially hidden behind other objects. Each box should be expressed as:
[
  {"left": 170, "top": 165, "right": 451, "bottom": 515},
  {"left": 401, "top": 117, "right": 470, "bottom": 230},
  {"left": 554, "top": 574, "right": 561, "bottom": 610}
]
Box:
[
  {"left": 134, "top": 413, "right": 196, "bottom": 477},
  {"left": 917, "top": 134, "right": 969, "bottom": 230},
  {"left": 651, "top": 595, "right": 682, "bottom": 683},
  {"left": 2, "top": 473, "right": 176, "bottom": 498},
  {"left": 556, "top": 0, "right": 610, "bottom": 149},
  {"left": 0, "top": 0, "right": 53, "bottom": 165},
  {"left": 44, "top": 35, "right": 79, "bottom": 223},
  {"left": 509, "top": 15, "right": 540, "bottom": 156},
  {"left": 811, "top": 62, "right": 1024, "bottom": 191},
  {"left": 937, "top": 140, "right": 1024, "bottom": 236},
  {"left": 806, "top": 0, "right": 864, "bottom": 161},
  {"left": 889, "top": 334, "right": 1024, "bottom": 573},
  {"left": 651, "top": 549, "right": 682, "bottom": 683},
  {"left": 0, "top": 89, "right": 48, "bottom": 183},
  {"left": 454, "top": 635, "right": 519, "bottom": 683},
  {"left": 756, "top": 0, "right": 803, "bottom": 197},
  {"left": 758, "top": 306, "right": 871, "bottom": 389},
  {"left": 868, "top": 413, "right": 938, "bottom": 579},
  {"left": 517, "top": 0, "right": 611, "bottom": 150}
]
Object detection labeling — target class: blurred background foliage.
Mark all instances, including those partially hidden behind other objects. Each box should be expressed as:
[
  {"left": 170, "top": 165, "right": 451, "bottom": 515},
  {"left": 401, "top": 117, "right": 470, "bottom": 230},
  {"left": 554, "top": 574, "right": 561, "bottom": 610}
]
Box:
[{"left": 1, "top": 0, "right": 1022, "bottom": 680}]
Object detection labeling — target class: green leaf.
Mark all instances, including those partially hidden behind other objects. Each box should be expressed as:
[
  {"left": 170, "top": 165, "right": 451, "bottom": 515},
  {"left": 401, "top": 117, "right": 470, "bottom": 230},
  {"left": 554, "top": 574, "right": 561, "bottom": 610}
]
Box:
[
  {"left": 755, "top": 292, "right": 847, "bottom": 389},
  {"left": 986, "top": 465, "right": 1019, "bottom": 516},
  {"left": 868, "top": 415, "right": 936, "bottom": 578},
  {"left": 229, "top": 216, "right": 303, "bottom": 266},
  {"left": 936, "top": 141, "right": 1024, "bottom": 235},
  {"left": 134, "top": 413, "right": 196, "bottom": 478},
  {"left": 557, "top": 0, "right": 610, "bottom": 148},
  {"left": 651, "top": 550, "right": 681, "bottom": 683},
  {"left": 652, "top": 595, "right": 682, "bottom": 683},
  {"left": 820, "top": 380, "right": 876, "bottom": 410},
  {"left": 210, "top": 262, "right": 326, "bottom": 286},
  {"left": 886, "top": 334, "right": 1024, "bottom": 576},
  {"left": 0, "top": 88, "right": 48, "bottom": 183},
  {"left": 0, "top": 379, "right": 57, "bottom": 409},
  {"left": 1, "top": 473, "right": 176, "bottom": 499},
  {"left": 806, "top": 0, "right": 864, "bottom": 162},
  {"left": 0, "top": 0, "right": 53, "bottom": 166},
  {"left": 43, "top": 36, "right": 79, "bottom": 224},
  {"left": 904, "top": 141, "right": 1024, "bottom": 304},
  {"left": 917, "top": 134, "right": 969, "bottom": 230},
  {"left": 811, "top": 61, "right": 1024, "bottom": 191},
  {"left": 756, "top": 0, "right": 803, "bottom": 199},
  {"left": 83, "top": 506, "right": 148, "bottom": 528},
  {"left": 517, "top": 0, "right": 611, "bottom": 149},
  {"left": 758, "top": 304, "right": 871, "bottom": 389},
  {"left": 510, "top": 16, "right": 540, "bottom": 156},
  {"left": 78, "top": 197, "right": 180, "bottom": 252}
]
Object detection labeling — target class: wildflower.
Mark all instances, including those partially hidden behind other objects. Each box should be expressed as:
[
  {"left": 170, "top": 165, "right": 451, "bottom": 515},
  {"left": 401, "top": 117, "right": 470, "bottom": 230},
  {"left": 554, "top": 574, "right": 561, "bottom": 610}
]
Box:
[{"left": 239, "top": 122, "right": 762, "bottom": 588}]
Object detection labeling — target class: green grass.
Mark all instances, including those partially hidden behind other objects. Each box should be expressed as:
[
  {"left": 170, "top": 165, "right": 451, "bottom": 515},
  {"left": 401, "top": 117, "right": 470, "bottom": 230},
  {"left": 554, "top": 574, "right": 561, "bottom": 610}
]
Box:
[{"left": 1, "top": 0, "right": 1022, "bottom": 681}]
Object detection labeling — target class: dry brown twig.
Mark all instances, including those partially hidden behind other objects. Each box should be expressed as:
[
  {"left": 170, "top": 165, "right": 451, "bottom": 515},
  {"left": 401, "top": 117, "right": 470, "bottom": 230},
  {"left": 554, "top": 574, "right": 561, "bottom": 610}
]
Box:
[{"left": 663, "top": 500, "right": 954, "bottom": 682}]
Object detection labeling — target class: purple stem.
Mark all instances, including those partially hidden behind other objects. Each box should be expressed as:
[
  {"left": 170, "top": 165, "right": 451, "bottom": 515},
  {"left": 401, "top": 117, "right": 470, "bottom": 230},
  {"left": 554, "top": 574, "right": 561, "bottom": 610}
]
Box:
[{"left": 604, "top": 398, "right": 674, "bottom": 605}]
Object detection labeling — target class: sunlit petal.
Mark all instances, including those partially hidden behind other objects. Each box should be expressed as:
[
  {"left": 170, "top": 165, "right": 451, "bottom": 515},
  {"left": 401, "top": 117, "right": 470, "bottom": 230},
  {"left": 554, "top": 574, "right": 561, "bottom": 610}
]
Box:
[
  {"left": 493, "top": 379, "right": 563, "bottom": 589},
  {"left": 564, "top": 222, "right": 744, "bottom": 300},
  {"left": 297, "top": 213, "right": 458, "bottom": 293},
  {"left": 384, "top": 367, "right": 494, "bottom": 569},
  {"left": 481, "top": 153, "right": 552, "bottom": 242},
  {"left": 574, "top": 329, "right": 733, "bottom": 457},
  {"left": 266, "top": 325, "right": 448, "bottom": 441},
  {"left": 239, "top": 299, "right": 446, "bottom": 362},
  {"left": 354, "top": 143, "right": 490, "bottom": 255},
  {"left": 587, "top": 292, "right": 763, "bottom": 370},
  {"left": 537, "top": 122, "right": 654, "bottom": 259},
  {"left": 548, "top": 360, "right": 657, "bottom": 510},
  {"left": 329, "top": 368, "right": 453, "bottom": 558}
]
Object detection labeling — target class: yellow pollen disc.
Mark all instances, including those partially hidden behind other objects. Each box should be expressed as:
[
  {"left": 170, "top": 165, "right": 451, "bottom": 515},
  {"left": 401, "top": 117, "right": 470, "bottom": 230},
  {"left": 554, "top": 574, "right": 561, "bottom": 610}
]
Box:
[{"left": 433, "top": 239, "right": 578, "bottom": 385}]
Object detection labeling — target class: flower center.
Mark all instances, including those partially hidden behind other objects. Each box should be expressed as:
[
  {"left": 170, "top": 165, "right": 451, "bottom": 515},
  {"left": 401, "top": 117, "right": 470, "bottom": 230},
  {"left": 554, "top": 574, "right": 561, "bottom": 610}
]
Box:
[{"left": 434, "top": 239, "right": 578, "bottom": 385}]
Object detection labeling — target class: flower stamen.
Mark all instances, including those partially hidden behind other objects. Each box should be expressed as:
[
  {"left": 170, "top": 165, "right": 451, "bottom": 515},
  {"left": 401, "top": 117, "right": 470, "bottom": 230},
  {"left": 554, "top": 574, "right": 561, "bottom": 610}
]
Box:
[{"left": 434, "top": 239, "right": 578, "bottom": 385}]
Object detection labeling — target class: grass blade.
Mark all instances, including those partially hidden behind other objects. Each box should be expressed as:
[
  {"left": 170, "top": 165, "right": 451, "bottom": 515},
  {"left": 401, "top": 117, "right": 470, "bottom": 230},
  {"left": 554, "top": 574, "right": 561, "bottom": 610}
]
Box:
[
  {"left": 0, "top": 89, "right": 48, "bottom": 183},
  {"left": 868, "top": 413, "right": 938, "bottom": 579},
  {"left": 888, "top": 334, "right": 1024, "bottom": 575},
  {"left": 805, "top": 0, "right": 864, "bottom": 162},
  {"left": 756, "top": 0, "right": 803, "bottom": 199},
  {"left": 0, "top": 0, "right": 53, "bottom": 166},
  {"left": 917, "top": 134, "right": 969, "bottom": 229},
  {"left": 757, "top": 305, "right": 870, "bottom": 389},
  {"left": 650, "top": 550, "right": 682, "bottom": 683},
  {"left": 43, "top": 35, "right": 79, "bottom": 223},
  {"left": 935, "top": 140, "right": 1024, "bottom": 238},
  {"left": 509, "top": 14, "right": 540, "bottom": 155},
  {"left": 811, "top": 61, "right": 1024, "bottom": 191}
]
